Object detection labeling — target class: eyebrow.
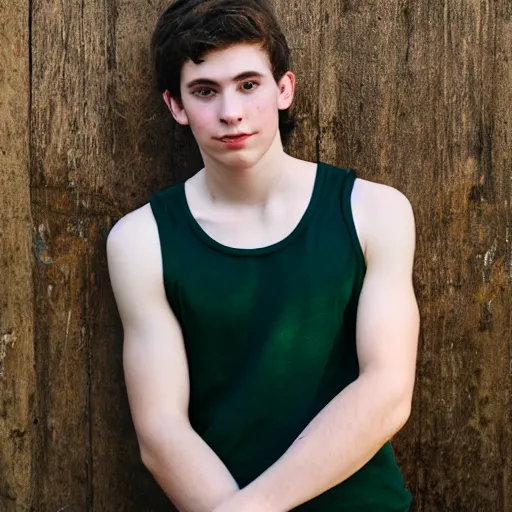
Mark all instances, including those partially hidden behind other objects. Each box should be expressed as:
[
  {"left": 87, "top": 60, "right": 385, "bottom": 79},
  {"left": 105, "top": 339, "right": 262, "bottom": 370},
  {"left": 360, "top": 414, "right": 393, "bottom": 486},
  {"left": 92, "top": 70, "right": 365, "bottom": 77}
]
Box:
[{"left": 186, "top": 71, "right": 265, "bottom": 89}]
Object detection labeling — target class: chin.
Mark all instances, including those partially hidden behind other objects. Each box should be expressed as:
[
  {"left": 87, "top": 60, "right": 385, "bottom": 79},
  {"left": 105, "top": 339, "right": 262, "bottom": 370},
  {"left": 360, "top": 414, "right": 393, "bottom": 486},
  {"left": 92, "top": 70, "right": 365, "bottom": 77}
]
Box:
[
  {"left": 224, "top": 151, "right": 261, "bottom": 168},
  {"left": 203, "top": 145, "right": 270, "bottom": 171}
]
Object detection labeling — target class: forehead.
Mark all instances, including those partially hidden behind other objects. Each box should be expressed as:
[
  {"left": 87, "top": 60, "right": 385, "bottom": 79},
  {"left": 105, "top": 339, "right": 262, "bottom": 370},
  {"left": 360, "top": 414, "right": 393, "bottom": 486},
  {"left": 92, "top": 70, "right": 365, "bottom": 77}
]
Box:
[{"left": 181, "top": 43, "right": 272, "bottom": 83}]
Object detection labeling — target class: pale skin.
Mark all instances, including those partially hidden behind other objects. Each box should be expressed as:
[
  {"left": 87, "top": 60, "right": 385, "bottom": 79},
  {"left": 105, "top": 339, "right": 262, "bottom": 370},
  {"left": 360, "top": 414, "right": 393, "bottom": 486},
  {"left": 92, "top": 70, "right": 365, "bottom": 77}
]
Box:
[{"left": 107, "top": 43, "right": 419, "bottom": 512}]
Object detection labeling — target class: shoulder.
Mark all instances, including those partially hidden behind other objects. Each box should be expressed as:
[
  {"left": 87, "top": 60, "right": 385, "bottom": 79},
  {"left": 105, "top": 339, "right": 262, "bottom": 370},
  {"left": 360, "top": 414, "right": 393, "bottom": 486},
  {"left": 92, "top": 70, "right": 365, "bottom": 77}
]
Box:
[
  {"left": 351, "top": 178, "right": 415, "bottom": 262},
  {"left": 352, "top": 178, "right": 414, "bottom": 221},
  {"left": 106, "top": 203, "right": 161, "bottom": 275},
  {"left": 107, "top": 203, "right": 156, "bottom": 248}
]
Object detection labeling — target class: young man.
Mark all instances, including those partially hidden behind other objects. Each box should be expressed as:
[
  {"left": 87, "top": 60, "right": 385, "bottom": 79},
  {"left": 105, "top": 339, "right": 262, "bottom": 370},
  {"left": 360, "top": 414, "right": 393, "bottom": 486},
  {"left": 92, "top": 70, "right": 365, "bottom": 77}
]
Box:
[{"left": 107, "top": 1, "right": 419, "bottom": 511}]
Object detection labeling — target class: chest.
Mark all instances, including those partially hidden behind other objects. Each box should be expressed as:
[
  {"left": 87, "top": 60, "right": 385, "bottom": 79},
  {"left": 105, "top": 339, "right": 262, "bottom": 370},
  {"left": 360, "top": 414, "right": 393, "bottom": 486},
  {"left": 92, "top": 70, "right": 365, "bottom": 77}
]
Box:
[{"left": 167, "top": 227, "right": 360, "bottom": 332}]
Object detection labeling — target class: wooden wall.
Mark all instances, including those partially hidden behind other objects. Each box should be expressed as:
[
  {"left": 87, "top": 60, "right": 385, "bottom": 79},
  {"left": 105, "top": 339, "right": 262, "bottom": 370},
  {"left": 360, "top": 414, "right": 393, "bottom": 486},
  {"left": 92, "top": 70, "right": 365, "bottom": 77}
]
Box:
[{"left": 1, "top": 1, "right": 511, "bottom": 510}]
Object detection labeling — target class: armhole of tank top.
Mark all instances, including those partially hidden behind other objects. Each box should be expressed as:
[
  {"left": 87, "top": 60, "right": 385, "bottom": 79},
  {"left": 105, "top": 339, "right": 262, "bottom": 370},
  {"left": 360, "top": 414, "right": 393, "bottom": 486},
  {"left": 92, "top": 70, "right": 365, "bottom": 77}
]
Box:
[{"left": 340, "top": 169, "right": 367, "bottom": 272}]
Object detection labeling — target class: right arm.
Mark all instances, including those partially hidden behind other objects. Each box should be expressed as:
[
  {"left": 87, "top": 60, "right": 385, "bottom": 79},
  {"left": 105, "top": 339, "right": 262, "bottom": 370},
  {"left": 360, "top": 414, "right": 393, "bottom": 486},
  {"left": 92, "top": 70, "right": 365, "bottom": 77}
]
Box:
[{"left": 107, "top": 204, "right": 239, "bottom": 512}]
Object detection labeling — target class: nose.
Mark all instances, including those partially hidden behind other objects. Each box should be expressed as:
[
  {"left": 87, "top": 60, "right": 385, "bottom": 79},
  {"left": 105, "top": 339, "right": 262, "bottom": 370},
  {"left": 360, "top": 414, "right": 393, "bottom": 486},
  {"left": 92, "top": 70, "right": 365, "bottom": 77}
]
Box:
[{"left": 219, "top": 91, "right": 243, "bottom": 125}]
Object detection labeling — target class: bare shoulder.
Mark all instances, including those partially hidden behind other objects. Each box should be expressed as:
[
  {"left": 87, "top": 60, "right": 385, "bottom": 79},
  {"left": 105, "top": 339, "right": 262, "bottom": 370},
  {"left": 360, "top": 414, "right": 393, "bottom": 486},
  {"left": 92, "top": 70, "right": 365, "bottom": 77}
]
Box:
[
  {"left": 107, "top": 203, "right": 157, "bottom": 254},
  {"left": 106, "top": 203, "right": 162, "bottom": 292},
  {"left": 106, "top": 203, "right": 164, "bottom": 279},
  {"left": 351, "top": 178, "right": 415, "bottom": 260},
  {"left": 352, "top": 178, "right": 414, "bottom": 221}
]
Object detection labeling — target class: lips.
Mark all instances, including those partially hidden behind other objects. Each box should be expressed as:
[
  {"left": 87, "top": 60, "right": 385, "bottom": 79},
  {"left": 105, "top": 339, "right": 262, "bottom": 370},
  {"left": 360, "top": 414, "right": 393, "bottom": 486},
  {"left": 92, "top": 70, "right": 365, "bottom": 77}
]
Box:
[{"left": 219, "top": 133, "right": 252, "bottom": 141}]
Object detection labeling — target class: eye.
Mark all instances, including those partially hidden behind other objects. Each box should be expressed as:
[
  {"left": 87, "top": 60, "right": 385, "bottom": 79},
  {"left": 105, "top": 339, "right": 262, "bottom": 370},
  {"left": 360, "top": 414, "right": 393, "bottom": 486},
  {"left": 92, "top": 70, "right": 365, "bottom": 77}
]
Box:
[
  {"left": 193, "top": 88, "right": 215, "bottom": 98},
  {"left": 241, "top": 81, "right": 259, "bottom": 91}
]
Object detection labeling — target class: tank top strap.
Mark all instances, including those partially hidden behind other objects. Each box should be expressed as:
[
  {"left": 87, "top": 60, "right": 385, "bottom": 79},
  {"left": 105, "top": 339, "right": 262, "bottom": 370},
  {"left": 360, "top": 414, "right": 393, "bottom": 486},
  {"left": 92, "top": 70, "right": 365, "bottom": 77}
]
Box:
[
  {"left": 317, "top": 163, "right": 366, "bottom": 270},
  {"left": 149, "top": 184, "right": 187, "bottom": 302}
]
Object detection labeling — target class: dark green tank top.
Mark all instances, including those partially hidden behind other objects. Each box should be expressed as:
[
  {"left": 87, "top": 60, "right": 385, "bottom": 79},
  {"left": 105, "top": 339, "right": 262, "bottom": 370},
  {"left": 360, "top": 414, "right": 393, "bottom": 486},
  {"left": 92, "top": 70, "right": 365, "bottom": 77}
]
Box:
[{"left": 149, "top": 162, "right": 412, "bottom": 511}]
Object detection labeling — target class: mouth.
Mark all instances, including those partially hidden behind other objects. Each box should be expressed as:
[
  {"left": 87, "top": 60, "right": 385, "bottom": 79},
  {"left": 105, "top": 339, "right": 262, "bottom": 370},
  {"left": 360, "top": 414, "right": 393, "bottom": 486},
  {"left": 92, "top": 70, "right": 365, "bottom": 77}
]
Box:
[{"left": 218, "top": 133, "right": 254, "bottom": 143}]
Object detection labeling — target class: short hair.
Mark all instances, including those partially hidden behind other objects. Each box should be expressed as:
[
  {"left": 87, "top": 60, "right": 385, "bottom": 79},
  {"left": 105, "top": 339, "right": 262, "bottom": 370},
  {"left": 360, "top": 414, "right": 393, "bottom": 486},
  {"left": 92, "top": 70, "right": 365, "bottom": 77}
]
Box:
[{"left": 151, "top": 0, "right": 296, "bottom": 142}]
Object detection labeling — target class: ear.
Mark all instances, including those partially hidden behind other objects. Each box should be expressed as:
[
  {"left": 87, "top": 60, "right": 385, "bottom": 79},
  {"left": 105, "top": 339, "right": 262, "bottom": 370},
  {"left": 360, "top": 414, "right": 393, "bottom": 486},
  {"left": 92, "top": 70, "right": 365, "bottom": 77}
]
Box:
[
  {"left": 163, "top": 90, "right": 189, "bottom": 125},
  {"left": 277, "top": 71, "right": 296, "bottom": 110}
]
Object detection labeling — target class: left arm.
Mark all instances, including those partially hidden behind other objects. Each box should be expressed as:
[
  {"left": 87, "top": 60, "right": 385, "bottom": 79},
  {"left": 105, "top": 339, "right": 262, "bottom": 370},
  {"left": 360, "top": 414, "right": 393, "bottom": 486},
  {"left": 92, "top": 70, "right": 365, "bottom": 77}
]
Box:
[{"left": 214, "top": 182, "right": 420, "bottom": 512}]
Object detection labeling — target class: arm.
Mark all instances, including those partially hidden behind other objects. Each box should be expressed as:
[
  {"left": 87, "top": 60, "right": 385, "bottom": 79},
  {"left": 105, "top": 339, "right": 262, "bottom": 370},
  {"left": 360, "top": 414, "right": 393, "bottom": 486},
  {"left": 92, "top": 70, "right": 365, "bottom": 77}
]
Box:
[
  {"left": 214, "top": 181, "right": 420, "bottom": 512},
  {"left": 107, "top": 204, "right": 239, "bottom": 512}
]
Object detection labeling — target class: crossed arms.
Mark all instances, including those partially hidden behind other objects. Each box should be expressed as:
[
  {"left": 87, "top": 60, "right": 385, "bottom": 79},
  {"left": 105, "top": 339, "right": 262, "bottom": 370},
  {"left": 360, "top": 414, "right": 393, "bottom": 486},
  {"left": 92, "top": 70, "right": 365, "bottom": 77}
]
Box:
[{"left": 106, "top": 179, "right": 419, "bottom": 512}]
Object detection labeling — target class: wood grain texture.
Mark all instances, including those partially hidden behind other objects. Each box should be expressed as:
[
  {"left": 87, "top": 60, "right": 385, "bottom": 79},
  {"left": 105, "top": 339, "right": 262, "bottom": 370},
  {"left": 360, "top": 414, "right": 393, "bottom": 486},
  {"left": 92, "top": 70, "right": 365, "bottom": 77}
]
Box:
[
  {"left": 30, "top": 0, "right": 94, "bottom": 509},
  {"left": 275, "top": 0, "right": 323, "bottom": 159},
  {"left": 0, "top": 2, "right": 36, "bottom": 511},
  {"left": 1, "top": 0, "right": 510, "bottom": 510}
]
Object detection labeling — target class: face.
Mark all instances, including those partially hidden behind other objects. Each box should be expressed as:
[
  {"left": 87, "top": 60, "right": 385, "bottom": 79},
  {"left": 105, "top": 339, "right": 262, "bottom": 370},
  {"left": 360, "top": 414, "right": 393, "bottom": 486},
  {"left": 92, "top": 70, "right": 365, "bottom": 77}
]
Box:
[{"left": 163, "top": 43, "right": 295, "bottom": 169}]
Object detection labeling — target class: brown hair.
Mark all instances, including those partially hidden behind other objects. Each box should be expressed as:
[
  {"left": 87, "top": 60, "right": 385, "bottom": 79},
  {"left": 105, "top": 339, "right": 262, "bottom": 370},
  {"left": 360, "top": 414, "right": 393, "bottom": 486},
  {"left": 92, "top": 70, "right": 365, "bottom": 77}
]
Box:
[{"left": 151, "top": 0, "right": 296, "bottom": 141}]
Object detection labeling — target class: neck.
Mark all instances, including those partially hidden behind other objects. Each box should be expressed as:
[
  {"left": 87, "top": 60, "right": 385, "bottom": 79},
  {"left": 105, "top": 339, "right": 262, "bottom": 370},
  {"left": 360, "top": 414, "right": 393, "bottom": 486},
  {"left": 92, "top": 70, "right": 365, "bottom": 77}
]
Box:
[{"left": 199, "top": 133, "right": 295, "bottom": 205}]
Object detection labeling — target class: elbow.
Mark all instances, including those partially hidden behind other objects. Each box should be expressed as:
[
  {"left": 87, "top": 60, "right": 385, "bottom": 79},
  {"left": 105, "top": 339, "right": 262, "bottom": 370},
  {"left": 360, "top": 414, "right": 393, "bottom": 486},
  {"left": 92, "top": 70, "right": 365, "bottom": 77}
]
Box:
[
  {"left": 140, "top": 440, "right": 171, "bottom": 479},
  {"left": 392, "top": 401, "right": 411, "bottom": 433},
  {"left": 136, "top": 425, "right": 162, "bottom": 472},
  {"left": 362, "top": 370, "right": 414, "bottom": 438},
  {"left": 386, "top": 392, "right": 412, "bottom": 438},
  {"left": 140, "top": 441, "right": 159, "bottom": 474},
  {"left": 137, "top": 415, "right": 191, "bottom": 473}
]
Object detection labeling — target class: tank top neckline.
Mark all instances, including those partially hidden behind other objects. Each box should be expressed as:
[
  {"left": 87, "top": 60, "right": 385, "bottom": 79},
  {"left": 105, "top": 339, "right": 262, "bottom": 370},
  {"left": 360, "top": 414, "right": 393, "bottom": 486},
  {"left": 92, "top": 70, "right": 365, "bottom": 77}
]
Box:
[{"left": 177, "top": 162, "right": 325, "bottom": 256}]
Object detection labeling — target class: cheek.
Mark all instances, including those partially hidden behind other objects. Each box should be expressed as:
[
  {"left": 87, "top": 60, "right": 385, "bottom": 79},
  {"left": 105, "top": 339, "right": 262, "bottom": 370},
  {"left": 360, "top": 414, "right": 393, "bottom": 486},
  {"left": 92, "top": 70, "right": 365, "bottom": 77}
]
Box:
[
  {"left": 187, "top": 105, "right": 216, "bottom": 129},
  {"left": 254, "top": 97, "right": 279, "bottom": 121}
]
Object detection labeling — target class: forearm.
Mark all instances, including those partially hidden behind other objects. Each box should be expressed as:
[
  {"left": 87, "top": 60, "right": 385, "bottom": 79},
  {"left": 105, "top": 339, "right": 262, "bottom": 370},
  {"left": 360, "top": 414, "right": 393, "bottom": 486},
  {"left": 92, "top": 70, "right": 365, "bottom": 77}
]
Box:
[
  {"left": 141, "top": 417, "right": 239, "bottom": 512},
  {"left": 238, "top": 373, "right": 411, "bottom": 511}
]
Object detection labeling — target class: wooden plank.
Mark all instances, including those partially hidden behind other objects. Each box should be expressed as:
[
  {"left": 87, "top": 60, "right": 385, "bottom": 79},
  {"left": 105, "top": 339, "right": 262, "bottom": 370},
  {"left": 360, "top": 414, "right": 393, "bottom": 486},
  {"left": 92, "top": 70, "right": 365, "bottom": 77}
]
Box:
[
  {"left": 318, "top": 0, "right": 512, "bottom": 510},
  {"left": 276, "top": 0, "right": 323, "bottom": 160},
  {"left": 409, "top": 2, "right": 511, "bottom": 509},
  {"left": 30, "top": 0, "right": 92, "bottom": 509},
  {"left": 0, "top": 2, "right": 36, "bottom": 511},
  {"left": 493, "top": 6, "right": 512, "bottom": 511}
]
